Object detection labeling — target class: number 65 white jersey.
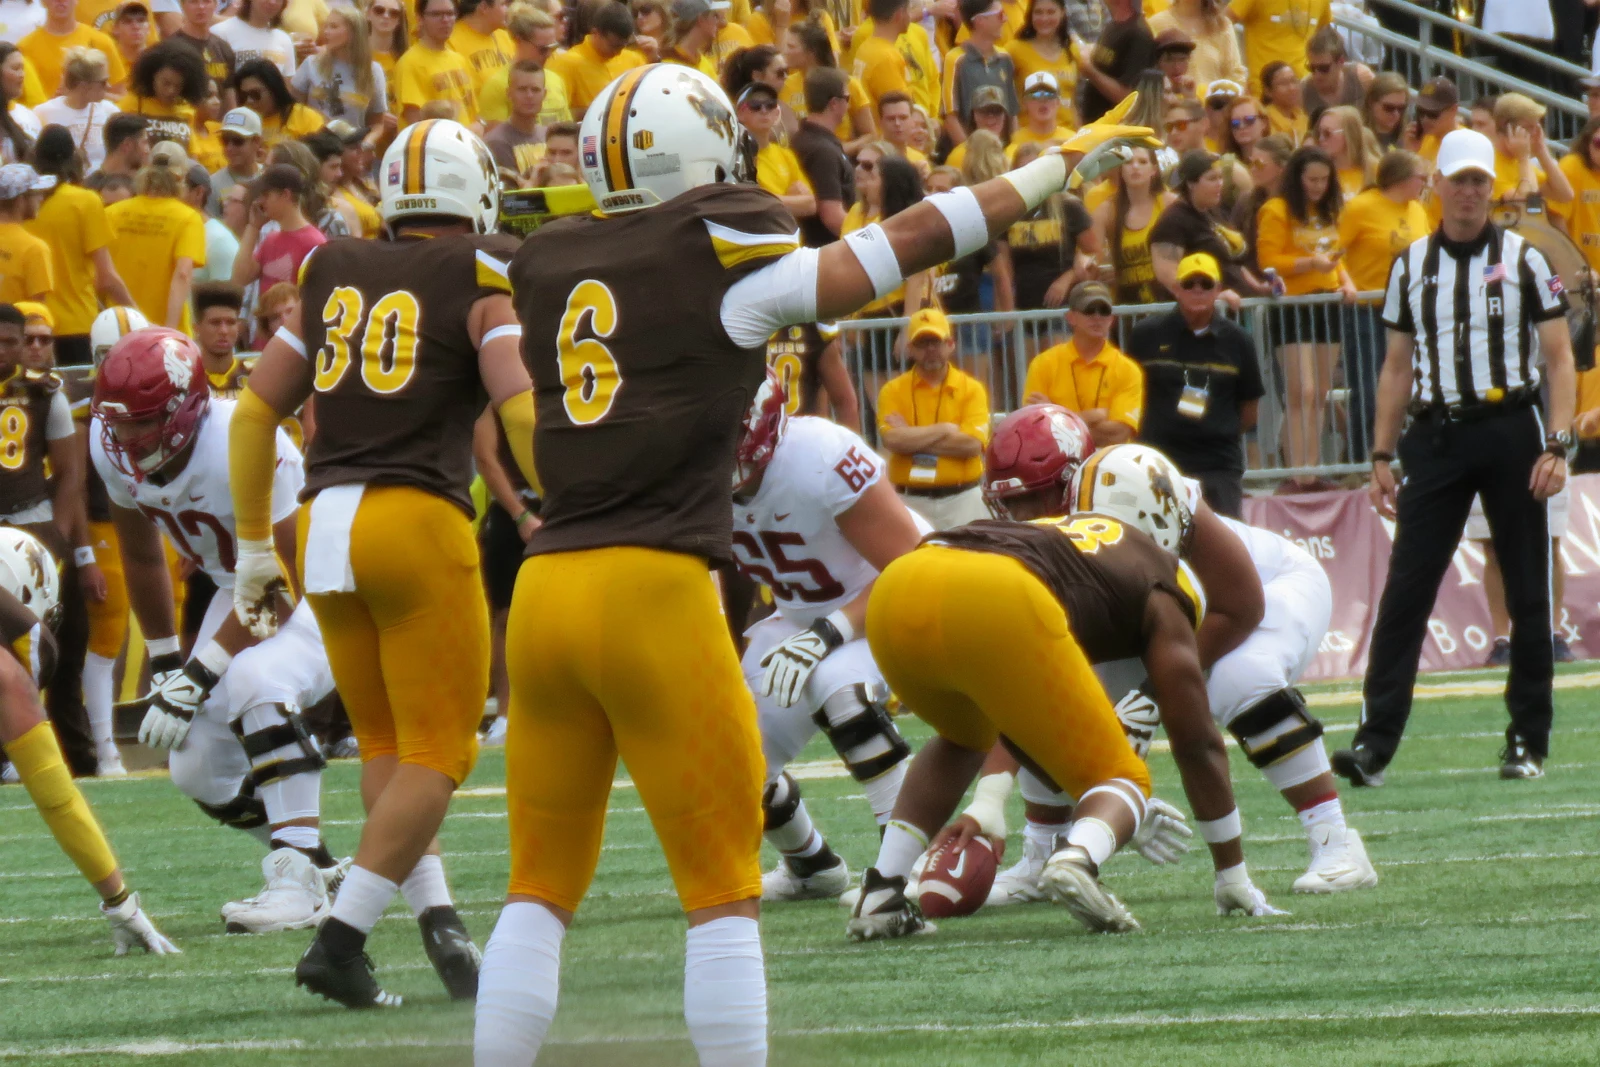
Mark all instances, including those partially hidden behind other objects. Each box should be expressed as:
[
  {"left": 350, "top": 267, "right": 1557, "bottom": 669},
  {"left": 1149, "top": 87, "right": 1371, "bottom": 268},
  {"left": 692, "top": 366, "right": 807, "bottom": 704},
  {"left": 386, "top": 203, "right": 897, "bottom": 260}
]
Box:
[
  {"left": 732, "top": 417, "right": 930, "bottom": 624},
  {"left": 91, "top": 398, "right": 304, "bottom": 590}
]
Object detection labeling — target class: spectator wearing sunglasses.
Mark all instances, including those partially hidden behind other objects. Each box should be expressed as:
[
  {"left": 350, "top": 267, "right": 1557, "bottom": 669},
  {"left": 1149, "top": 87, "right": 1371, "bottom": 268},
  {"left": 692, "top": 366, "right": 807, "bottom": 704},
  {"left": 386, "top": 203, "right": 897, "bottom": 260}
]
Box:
[
  {"left": 1411, "top": 75, "right": 1457, "bottom": 169},
  {"left": 1217, "top": 92, "right": 1264, "bottom": 159},
  {"left": 736, "top": 80, "right": 814, "bottom": 219},
  {"left": 1362, "top": 71, "right": 1407, "bottom": 151},
  {"left": 1127, "top": 251, "right": 1263, "bottom": 517},
  {"left": 1022, "top": 281, "right": 1144, "bottom": 446},
  {"left": 1298, "top": 27, "right": 1367, "bottom": 118},
  {"left": 1147, "top": 0, "right": 1245, "bottom": 90}
]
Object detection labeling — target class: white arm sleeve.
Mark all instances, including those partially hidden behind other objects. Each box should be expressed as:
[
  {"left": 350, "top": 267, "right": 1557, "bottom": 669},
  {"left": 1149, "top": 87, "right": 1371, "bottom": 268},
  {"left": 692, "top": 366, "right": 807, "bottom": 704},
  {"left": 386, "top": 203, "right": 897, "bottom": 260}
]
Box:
[
  {"left": 44, "top": 392, "right": 74, "bottom": 441},
  {"left": 719, "top": 246, "right": 822, "bottom": 350}
]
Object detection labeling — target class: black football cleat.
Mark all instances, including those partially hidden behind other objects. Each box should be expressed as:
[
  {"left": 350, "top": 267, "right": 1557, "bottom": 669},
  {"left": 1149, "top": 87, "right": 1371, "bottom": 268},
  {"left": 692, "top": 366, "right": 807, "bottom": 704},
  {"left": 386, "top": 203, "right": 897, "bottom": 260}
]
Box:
[
  {"left": 846, "top": 867, "right": 934, "bottom": 942},
  {"left": 1331, "top": 745, "right": 1386, "bottom": 788},
  {"left": 419, "top": 906, "right": 481, "bottom": 1000},
  {"left": 1499, "top": 740, "right": 1545, "bottom": 780},
  {"left": 295, "top": 927, "right": 402, "bottom": 1009}
]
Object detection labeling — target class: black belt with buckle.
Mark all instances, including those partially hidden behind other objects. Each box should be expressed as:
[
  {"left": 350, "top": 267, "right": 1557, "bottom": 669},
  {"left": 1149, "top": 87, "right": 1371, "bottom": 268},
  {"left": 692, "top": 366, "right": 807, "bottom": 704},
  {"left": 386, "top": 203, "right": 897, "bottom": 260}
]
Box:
[
  {"left": 899, "top": 480, "right": 981, "bottom": 499},
  {"left": 1408, "top": 386, "right": 1538, "bottom": 424}
]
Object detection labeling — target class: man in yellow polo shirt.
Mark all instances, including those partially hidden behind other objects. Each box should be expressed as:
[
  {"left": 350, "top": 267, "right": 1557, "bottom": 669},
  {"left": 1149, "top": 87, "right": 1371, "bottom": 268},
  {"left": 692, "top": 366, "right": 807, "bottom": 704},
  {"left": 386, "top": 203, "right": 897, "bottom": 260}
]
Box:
[
  {"left": 877, "top": 306, "right": 991, "bottom": 529},
  {"left": 1023, "top": 281, "right": 1142, "bottom": 445}
]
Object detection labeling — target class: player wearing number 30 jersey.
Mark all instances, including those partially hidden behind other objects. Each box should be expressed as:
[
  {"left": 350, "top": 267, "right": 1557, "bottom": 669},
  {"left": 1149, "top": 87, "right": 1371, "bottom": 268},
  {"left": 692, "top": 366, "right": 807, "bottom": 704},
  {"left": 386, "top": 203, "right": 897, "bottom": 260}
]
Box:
[
  {"left": 730, "top": 375, "right": 928, "bottom": 903},
  {"left": 477, "top": 60, "right": 1162, "bottom": 1065},
  {"left": 228, "top": 119, "right": 540, "bottom": 1010}
]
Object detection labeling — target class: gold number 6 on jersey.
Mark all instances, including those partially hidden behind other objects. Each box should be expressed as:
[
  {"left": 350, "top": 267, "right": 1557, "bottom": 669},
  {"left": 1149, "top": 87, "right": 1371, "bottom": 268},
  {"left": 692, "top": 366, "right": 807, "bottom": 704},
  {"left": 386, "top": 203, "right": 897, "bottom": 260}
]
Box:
[
  {"left": 557, "top": 279, "right": 623, "bottom": 425},
  {"left": 316, "top": 286, "right": 422, "bottom": 395}
]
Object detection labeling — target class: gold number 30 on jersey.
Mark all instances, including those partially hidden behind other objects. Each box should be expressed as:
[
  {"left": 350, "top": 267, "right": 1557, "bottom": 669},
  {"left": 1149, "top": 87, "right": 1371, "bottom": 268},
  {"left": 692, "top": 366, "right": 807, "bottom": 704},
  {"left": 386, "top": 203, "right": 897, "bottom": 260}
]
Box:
[
  {"left": 316, "top": 287, "right": 422, "bottom": 395},
  {"left": 557, "top": 280, "right": 623, "bottom": 426}
]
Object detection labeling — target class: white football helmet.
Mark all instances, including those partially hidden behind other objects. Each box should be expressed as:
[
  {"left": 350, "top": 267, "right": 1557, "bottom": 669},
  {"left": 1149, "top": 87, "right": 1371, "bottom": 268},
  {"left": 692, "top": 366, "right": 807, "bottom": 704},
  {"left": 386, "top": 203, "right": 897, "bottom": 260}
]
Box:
[
  {"left": 0, "top": 527, "right": 60, "bottom": 629},
  {"left": 378, "top": 118, "right": 500, "bottom": 234},
  {"left": 89, "top": 306, "right": 150, "bottom": 368},
  {"left": 1068, "top": 444, "right": 1194, "bottom": 554},
  {"left": 580, "top": 64, "right": 743, "bottom": 215}
]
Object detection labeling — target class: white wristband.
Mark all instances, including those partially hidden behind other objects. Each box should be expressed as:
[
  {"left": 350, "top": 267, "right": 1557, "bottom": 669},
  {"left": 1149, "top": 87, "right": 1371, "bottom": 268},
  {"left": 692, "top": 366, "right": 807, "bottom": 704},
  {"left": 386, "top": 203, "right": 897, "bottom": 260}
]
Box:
[
  {"left": 1197, "top": 808, "right": 1242, "bottom": 844},
  {"left": 999, "top": 151, "right": 1067, "bottom": 212},
  {"left": 926, "top": 186, "right": 990, "bottom": 260},
  {"left": 147, "top": 635, "right": 181, "bottom": 658},
  {"left": 823, "top": 609, "right": 855, "bottom": 646},
  {"left": 961, "top": 770, "right": 1014, "bottom": 840},
  {"left": 73, "top": 546, "right": 95, "bottom": 566},
  {"left": 273, "top": 326, "right": 307, "bottom": 358},
  {"left": 841, "top": 223, "right": 905, "bottom": 300},
  {"left": 193, "top": 640, "right": 234, "bottom": 678}
]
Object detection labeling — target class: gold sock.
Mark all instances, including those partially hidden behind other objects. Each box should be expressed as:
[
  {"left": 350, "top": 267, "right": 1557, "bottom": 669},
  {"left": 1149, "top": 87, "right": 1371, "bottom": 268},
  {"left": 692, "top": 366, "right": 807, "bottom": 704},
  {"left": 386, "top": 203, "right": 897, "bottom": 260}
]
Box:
[{"left": 4, "top": 722, "right": 118, "bottom": 886}]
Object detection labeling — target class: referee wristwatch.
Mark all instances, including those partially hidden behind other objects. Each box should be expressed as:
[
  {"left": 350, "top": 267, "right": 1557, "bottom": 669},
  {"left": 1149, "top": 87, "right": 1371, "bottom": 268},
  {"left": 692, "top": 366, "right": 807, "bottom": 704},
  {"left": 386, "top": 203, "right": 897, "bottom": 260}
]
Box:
[{"left": 1545, "top": 430, "right": 1576, "bottom": 462}]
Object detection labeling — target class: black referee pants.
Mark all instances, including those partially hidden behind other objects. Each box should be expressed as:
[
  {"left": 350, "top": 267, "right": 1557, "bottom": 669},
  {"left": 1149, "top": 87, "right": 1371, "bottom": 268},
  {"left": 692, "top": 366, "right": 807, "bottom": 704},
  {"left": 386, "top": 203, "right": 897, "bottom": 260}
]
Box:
[{"left": 1358, "top": 405, "right": 1554, "bottom": 765}]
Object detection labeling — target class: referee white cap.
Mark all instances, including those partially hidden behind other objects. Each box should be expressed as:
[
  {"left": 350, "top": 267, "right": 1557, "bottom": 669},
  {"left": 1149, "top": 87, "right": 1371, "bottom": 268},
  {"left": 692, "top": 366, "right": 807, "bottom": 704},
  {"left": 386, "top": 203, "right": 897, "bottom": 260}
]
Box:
[{"left": 1436, "top": 129, "right": 1495, "bottom": 178}]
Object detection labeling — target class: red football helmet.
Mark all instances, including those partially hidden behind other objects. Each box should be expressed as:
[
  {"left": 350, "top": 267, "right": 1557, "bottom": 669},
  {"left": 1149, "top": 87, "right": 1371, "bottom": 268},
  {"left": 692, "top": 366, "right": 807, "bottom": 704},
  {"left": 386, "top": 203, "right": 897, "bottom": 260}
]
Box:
[
  {"left": 733, "top": 368, "right": 789, "bottom": 495},
  {"left": 93, "top": 327, "right": 210, "bottom": 481},
  {"left": 982, "top": 404, "right": 1094, "bottom": 519}
]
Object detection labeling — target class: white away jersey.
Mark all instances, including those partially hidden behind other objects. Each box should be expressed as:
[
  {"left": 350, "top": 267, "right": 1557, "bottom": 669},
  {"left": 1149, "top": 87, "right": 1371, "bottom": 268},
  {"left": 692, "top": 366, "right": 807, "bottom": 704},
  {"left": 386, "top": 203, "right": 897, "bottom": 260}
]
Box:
[
  {"left": 732, "top": 416, "right": 930, "bottom": 624},
  {"left": 91, "top": 398, "right": 303, "bottom": 589},
  {"left": 1180, "top": 476, "right": 1314, "bottom": 584}
]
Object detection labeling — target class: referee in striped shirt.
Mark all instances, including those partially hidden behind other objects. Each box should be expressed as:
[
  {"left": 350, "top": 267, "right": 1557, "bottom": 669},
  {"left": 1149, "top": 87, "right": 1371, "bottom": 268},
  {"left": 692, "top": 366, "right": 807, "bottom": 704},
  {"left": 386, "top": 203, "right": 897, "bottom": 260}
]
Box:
[{"left": 1333, "top": 129, "right": 1576, "bottom": 786}]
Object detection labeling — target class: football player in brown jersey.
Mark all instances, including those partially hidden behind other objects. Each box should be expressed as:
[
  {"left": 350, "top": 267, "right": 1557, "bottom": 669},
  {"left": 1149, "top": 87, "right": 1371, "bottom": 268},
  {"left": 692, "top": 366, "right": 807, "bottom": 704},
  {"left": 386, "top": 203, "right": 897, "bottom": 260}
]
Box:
[
  {"left": 0, "top": 527, "right": 178, "bottom": 956},
  {"left": 476, "top": 62, "right": 1159, "bottom": 1065},
  {"left": 228, "top": 119, "right": 540, "bottom": 1008},
  {"left": 850, "top": 436, "right": 1283, "bottom": 942},
  {"left": 765, "top": 320, "right": 859, "bottom": 427}
]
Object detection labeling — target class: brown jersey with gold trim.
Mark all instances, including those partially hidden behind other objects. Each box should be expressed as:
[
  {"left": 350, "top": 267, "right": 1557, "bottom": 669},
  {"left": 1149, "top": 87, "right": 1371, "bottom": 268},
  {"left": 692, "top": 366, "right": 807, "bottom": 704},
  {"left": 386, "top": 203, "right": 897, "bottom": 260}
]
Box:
[
  {"left": 512, "top": 183, "right": 801, "bottom": 562},
  {"left": 0, "top": 369, "right": 60, "bottom": 516},
  {"left": 298, "top": 232, "right": 519, "bottom": 515},
  {"left": 205, "top": 357, "right": 255, "bottom": 399},
  {"left": 929, "top": 513, "right": 1203, "bottom": 663},
  {"left": 765, "top": 321, "right": 838, "bottom": 418}
]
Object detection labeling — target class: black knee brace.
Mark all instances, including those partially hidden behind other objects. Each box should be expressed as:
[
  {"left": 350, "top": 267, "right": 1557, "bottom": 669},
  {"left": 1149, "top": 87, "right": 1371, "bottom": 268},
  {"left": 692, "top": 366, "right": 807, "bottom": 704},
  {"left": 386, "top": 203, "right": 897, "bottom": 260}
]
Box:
[
  {"left": 761, "top": 771, "right": 802, "bottom": 832},
  {"left": 232, "top": 703, "right": 328, "bottom": 788},
  {"left": 811, "top": 684, "right": 911, "bottom": 782}
]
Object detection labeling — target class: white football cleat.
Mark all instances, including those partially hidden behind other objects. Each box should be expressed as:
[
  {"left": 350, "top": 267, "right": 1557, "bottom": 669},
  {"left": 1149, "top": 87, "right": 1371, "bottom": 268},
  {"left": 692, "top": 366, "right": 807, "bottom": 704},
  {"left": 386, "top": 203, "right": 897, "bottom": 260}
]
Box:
[
  {"left": 1292, "top": 825, "right": 1378, "bottom": 893},
  {"left": 1039, "top": 846, "right": 1140, "bottom": 933},
  {"left": 103, "top": 892, "right": 179, "bottom": 955},
  {"left": 986, "top": 834, "right": 1052, "bottom": 907},
  {"left": 319, "top": 855, "right": 353, "bottom": 900},
  {"left": 0, "top": 761, "right": 17, "bottom": 784},
  {"left": 96, "top": 743, "right": 127, "bottom": 778},
  {"left": 220, "top": 848, "right": 330, "bottom": 933},
  {"left": 481, "top": 716, "right": 508, "bottom": 746},
  {"left": 762, "top": 856, "right": 850, "bottom": 901}
]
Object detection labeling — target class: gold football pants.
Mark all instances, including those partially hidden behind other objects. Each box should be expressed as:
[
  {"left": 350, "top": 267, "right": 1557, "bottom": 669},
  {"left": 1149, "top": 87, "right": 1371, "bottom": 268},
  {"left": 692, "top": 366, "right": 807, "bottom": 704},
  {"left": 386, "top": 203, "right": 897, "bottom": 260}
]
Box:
[
  {"left": 297, "top": 486, "right": 487, "bottom": 784},
  {"left": 505, "top": 546, "right": 764, "bottom": 914},
  {"left": 85, "top": 522, "right": 189, "bottom": 660},
  {"left": 868, "top": 546, "right": 1150, "bottom": 800}
]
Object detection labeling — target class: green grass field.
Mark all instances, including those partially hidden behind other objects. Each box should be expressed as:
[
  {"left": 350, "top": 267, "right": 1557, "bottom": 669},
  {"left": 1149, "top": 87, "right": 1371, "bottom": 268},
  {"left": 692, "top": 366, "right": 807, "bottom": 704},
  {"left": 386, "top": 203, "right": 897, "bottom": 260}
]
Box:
[{"left": 4, "top": 667, "right": 1600, "bottom": 1066}]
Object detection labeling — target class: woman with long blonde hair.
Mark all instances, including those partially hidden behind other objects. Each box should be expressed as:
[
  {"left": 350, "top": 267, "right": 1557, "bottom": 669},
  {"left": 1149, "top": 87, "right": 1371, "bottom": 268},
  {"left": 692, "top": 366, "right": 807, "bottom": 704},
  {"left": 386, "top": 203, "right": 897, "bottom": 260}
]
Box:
[
  {"left": 365, "top": 0, "right": 410, "bottom": 111},
  {"left": 293, "top": 5, "right": 386, "bottom": 126},
  {"left": 1095, "top": 145, "right": 1171, "bottom": 306},
  {"left": 1312, "top": 104, "right": 1377, "bottom": 197}
]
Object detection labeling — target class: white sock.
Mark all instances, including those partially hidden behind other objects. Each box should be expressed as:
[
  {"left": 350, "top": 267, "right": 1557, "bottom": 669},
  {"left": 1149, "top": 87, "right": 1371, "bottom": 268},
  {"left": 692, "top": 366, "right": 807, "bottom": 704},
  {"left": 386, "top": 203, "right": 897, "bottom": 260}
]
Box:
[
  {"left": 764, "top": 780, "right": 816, "bottom": 854},
  {"left": 328, "top": 865, "right": 398, "bottom": 934},
  {"left": 1023, "top": 819, "right": 1068, "bottom": 857},
  {"left": 784, "top": 828, "right": 823, "bottom": 859},
  {"left": 1298, "top": 797, "right": 1347, "bottom": 835},
  {"left": 84, "top": 653, "right": 115, "bottom": 750},
  {"left": 401, "top": 853, "right": 454, "bottom": 916},
  {"left": 1065, "top": 817, "right": 1117, "bottom": 868},
  {"left": 873, "top": 819, "right": 928, "bottom": 879},
  {"left": 1262, "top": 741, "right": 1332, "bottom": 792},
  {"left": 272, "top": 824, "right": 321, "bottom": 852},
  {"left": 683, "top": 917, "right": 767, "bottom": 1067},
  {"left": 861, "top": 762, "right": 906, "bottom": 827},
  {"left": 474, "top": 901, "right": 564, "bottom": 1067},
  {"left": 240, "top": 703, "right": 323, "bottom": 824}
]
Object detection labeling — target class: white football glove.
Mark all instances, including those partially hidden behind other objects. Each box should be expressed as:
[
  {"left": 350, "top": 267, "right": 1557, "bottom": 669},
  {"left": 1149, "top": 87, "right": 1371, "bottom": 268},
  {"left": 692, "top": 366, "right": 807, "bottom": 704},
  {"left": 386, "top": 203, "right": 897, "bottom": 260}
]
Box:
[
  {"left": 1215, "top": 867, "right": 1290, "bottom": 917},
  {"left": 1114, "top": 686, "right": 1161, "bottom": 760},
  {"left": 233, "top": 538, "right": 286, "bottom": 639},
  {"left": 759, "top": 623, "right": 841, "bottom": 708},
  {"left": 1131, "top": 797, "right": 1193, "bottom": 865},
  {"left": 103, "top": 892, "right": 181, "bottom": 956},
  {"left": 138, "top": 659, "right": 221, "bottom": 751}
]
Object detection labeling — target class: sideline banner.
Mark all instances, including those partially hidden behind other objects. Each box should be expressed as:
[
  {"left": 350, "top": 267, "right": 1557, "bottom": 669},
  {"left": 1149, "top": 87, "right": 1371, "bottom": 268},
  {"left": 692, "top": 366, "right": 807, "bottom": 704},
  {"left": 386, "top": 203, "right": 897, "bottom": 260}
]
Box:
[{"left": 1241, "top": 476, "right": 1599, "bottom": 681}]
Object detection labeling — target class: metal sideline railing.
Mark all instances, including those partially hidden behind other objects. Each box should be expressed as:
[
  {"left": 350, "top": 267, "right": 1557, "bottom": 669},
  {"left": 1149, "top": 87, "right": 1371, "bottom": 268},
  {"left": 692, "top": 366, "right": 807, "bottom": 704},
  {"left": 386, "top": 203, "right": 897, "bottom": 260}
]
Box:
[
  {"left": 1333, "top": 1, "right": 1589, "bottom": 146},
  {"left": 836, "top": 291, "right": 1387, "bottom": 483},
  {"left": 1364, "top": 0, "right": 1593, "bottom": 86}
]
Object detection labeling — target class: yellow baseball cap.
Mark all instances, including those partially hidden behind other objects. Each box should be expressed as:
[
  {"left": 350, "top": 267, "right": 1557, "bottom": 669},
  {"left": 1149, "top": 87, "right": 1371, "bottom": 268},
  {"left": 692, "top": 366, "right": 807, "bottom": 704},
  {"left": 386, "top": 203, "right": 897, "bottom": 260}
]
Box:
[
  {"left": 908, "top": 307, "right": 952, "bottom": 343},
  {"left": 15, "top": 301, "right": 52, "bottom": 329},
  {"left": 1177, "top": 252, "right": 1221, "bottom": 284}
]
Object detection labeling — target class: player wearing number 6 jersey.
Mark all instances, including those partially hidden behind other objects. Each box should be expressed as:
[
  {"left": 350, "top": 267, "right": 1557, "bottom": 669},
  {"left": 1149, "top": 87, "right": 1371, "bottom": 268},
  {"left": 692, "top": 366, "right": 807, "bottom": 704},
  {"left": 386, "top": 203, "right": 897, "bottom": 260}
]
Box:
[
  {"left": 479, "top": 60, "right": 1160, "bottom": 1066},
  {"left": 92, "top": 327, "right": 346, "bottom": 936},
  {"left": 730, "top": 372, "right": 928, "bottom": 903},
  {"left": 227, "top": 119, "right": 540, "bottom": 1009}
]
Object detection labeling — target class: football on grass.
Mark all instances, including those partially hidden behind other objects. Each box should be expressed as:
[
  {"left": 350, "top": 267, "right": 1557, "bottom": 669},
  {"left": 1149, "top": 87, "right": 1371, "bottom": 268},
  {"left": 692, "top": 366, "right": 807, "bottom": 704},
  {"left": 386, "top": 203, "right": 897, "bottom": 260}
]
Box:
[{"left": 916, "top": 835, "right": 997, "bottom": 918}]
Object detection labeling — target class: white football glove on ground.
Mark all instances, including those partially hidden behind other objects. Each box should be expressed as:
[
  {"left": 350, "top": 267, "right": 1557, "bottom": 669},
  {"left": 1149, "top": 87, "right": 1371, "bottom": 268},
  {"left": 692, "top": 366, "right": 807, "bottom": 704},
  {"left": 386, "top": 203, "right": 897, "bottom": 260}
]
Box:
[
  {"left": 760, "top": 628, "right": 833, "bottom": 707},
  {"left": 233, "top": 539, "right": 285, "bottom": 639},
  {"left": 1131, "top": 797, "right": 1192, "bottom": 865},
  {"left": 1215, "top": 866, "right": 1290, "bottom": 917},
  {"left": 103, "top": 892, "right": 180, "bottom": 955}
]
